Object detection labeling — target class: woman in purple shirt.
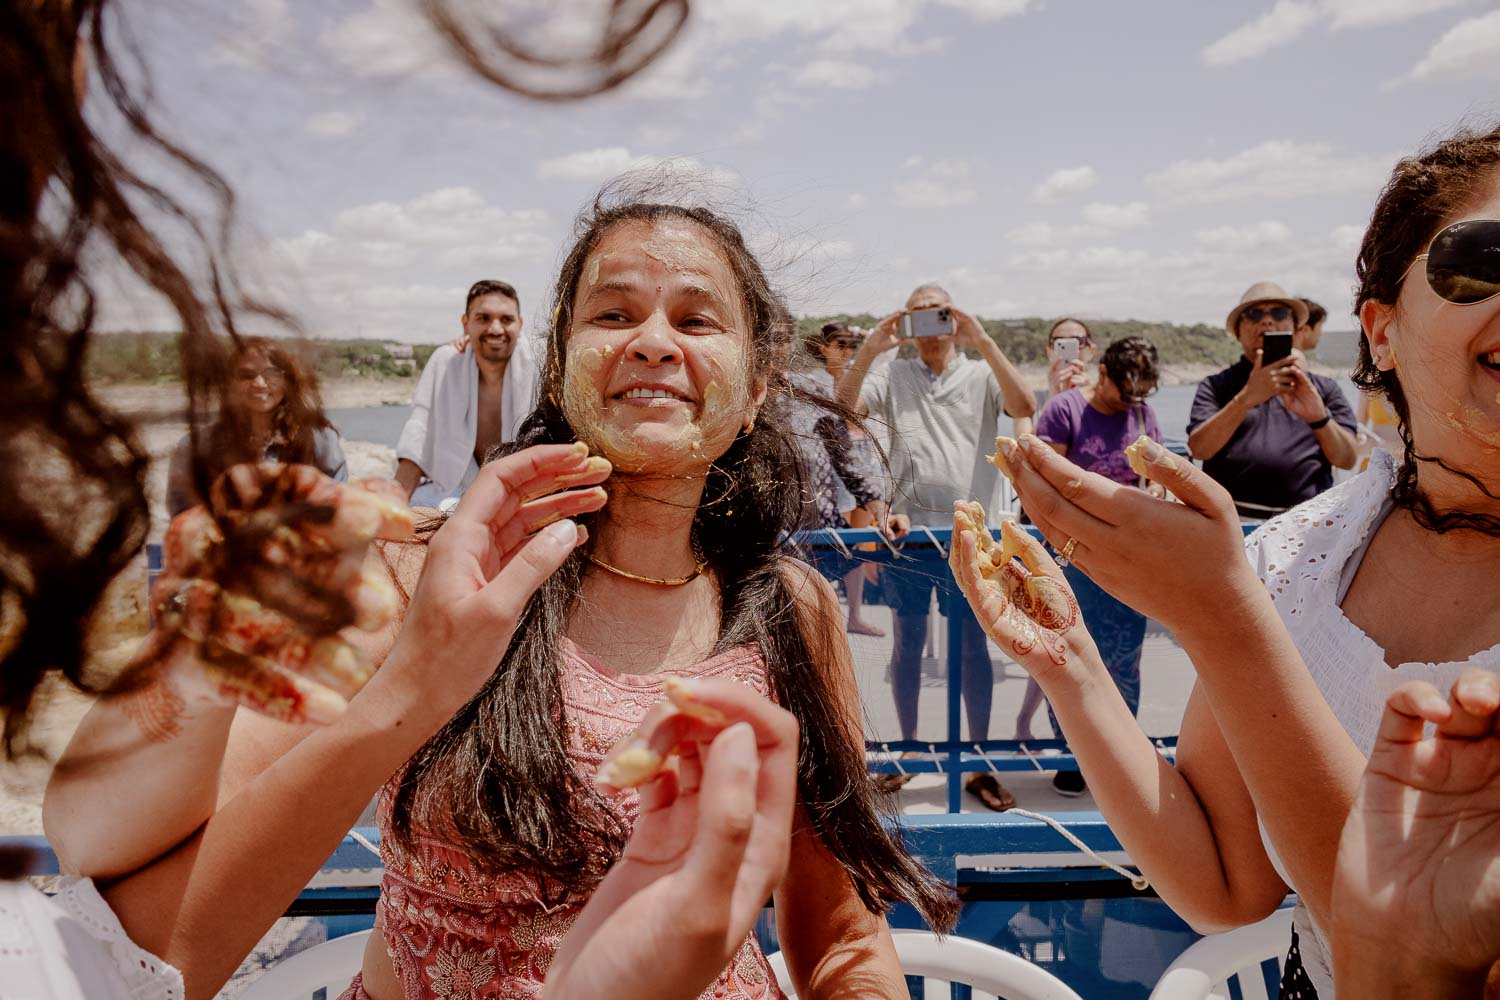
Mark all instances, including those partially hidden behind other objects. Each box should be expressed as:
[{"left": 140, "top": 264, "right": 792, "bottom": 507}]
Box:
[
  {"left": 1030, "top": 337, "right": 1162, "bottom": 795},
  {"left": 1036, "top": 336, "right": 1164, "bottom": 487}
]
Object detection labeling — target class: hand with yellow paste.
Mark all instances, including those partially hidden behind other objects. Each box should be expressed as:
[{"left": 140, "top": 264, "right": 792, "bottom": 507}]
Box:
[
  {"left": 949, "top": 501, "right": 1089, "bottom": 676},
  {"left": 993, "top": 433, "right": 1262, "bottom": 635},
  {"left": 122, "top": 465, "right": 417, "bottom": 734},
  {"left": 557, "top": 679, "right": 799, "bottom": 1000}
]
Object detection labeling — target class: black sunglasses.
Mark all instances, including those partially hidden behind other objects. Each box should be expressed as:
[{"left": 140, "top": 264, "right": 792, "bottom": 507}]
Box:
[
  {"left": 1404, "top": 219, "right": 1500, "bottom": 305},
  {"left": 1242, "top": 305, "right": 1292, "bottom": 323},
  {"left": 827, "top": 337, "right": 861, "bottom": 350}
]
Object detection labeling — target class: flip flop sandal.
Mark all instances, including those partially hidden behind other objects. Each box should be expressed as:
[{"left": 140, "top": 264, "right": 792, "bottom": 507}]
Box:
[{"left": 965, "top": 772, "right": 1016, "bottom": 812}]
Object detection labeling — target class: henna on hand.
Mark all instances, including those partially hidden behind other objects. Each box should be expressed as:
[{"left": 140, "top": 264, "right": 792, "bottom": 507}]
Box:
[
  {"left": 125, "top": 465, "right": 417, "bottom": 734},
  {"left": 950, "top": 500, "right": 1079, "bottom": 668}
]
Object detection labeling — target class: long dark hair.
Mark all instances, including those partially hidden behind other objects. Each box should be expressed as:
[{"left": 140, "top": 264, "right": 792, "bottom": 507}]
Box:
[
  {"left": 389, "top": 190, "right": 959, "bottom": 930},
  {"left": 1, "top": 1, "right": 244, "bottom": 752},
  {"left": 0, "top": 0, "right": 692, "bottom": 756},
  {"left": 1352, "top": 121, "right": 1500, "bottom": 536}
]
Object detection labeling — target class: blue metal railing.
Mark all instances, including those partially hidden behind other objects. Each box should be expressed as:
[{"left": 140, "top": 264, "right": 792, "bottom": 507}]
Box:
[{"left": 789, "top": 524, "right": 1263, "bottom": 812}]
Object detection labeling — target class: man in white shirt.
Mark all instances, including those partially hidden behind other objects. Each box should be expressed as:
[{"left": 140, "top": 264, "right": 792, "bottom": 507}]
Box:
[
  {"left": 836, "top": 283, "right": 1035, "bottom": 810},
  {"left": 396, "top": 280, "right": 540, "bottom": 507}
]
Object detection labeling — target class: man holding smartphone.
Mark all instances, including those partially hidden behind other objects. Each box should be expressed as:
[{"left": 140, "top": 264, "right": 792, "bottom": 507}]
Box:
[
  {"left": 1187, "top": 281, "right": 1357, "bottom": 519},
  {"left": 836, "top": 283, "right": 1035, "bottom": 811}
]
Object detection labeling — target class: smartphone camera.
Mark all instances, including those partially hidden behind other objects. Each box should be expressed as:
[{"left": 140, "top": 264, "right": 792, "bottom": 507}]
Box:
[
  {"left": 1260, "top": 332, "right": 1293, "bottom": 365},
  {"left": 1052, "top": 337, "right": 1081, "bottom": 362},
  {"left": 902, "top": 307, "right": 955, "bottom": 339}
]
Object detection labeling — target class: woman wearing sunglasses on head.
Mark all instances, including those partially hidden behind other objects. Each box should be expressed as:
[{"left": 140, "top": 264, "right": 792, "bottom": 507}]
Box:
[{"left": 949, "top": 121, "right": 1500, "bottom": 999}]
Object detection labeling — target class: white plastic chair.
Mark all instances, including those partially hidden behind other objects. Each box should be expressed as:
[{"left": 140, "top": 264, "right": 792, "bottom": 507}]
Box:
[
  {"left": 1148, "top": 908, "right": 1293, "bottom": 1000},
  {"left": 238, "top": 928, "right": 370, "bottom": 1000},
  {"left": 767, "top": 929, "right": 1085, "bottom": 1000}
]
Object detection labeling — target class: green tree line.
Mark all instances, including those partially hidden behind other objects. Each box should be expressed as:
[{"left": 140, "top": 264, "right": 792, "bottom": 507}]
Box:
[
  {"left": 796, "top": 315, "right": 1244, "bottom": 367},
  {"left": 86, "top": 318, "right": 1250, "bottom": 384},
  {"left": 85, "top": 333, "right": 444, "bottom": 383}
]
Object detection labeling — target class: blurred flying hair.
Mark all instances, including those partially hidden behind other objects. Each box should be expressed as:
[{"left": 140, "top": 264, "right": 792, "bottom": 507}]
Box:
[
  {"left": 388, "top": 176, "right": 958, "bottom": 931},
  {"left": 1353, "top": 119, "right": 1500, "bottom": 536},
  {"left": 0, "top": 0, "right": 690, "bottom": 755}
]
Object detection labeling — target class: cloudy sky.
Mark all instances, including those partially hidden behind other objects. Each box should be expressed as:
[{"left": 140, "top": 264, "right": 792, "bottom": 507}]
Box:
[{"left": 101, "top": 0, "right": 1500, "bottom": 342}]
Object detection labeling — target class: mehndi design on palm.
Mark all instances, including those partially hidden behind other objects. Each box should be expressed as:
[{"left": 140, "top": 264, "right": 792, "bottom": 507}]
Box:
[
  {"left": 950, "top": 500, "right": 1078, "bottom": 668},
  {"left": 122, "top": 464, "right": 416, "bottom": 737}
]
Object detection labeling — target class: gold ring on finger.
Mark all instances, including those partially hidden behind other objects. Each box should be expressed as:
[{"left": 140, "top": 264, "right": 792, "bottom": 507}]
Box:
[{"left": 1057, "top": 537, "right": 1078, "bottom": 567}]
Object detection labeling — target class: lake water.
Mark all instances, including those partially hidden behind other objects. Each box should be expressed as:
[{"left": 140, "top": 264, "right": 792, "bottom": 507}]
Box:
[{"left": 328, "top": 377, "right": 1361, "bottom": 449}]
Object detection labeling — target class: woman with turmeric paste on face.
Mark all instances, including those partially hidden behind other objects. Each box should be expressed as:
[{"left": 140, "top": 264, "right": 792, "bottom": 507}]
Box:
[
  {"left": 322, "top": 194, "right": 955, "bottom": 1000},
  {"left": 949, "top": 123, "right": 1500, "bottom": 999},
  {"left": 9, "top": 1, "right": 830, "bottom": 997},
  {"left": 49, "top": 190, "right": 956, "bottom": 1000}
]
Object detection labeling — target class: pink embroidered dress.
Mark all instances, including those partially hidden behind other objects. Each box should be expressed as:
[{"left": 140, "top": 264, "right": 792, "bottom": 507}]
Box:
[{"left": 339, "top": 638, "right": 788, "bottom": 1000}]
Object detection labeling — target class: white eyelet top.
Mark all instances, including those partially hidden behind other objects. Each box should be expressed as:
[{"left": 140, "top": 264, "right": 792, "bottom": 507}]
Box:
[
  {"left": 1244, "top": 449, "right": 1500, "bottom": 997},
  {"left": 0, "top": 876, "right": 183, "bottom": 1000}
]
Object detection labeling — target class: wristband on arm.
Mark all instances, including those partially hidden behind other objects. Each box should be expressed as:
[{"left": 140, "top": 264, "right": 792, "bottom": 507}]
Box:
[{"left": 1307, "top": 413, "right": 1331, "bottom": 430}]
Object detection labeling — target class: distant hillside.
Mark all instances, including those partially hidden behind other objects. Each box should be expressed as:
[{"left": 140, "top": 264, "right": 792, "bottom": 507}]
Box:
[
  {"left": 89, "top": 318, "right": 1336, "bottom": 384},
  {"left": 86, "top": 332, "right": 442, "bottom": 383},
  {"left": 798, "top": 315, "right": 1244, "bottom": 368}
]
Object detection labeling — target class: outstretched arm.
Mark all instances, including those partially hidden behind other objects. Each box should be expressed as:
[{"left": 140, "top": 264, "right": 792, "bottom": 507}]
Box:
[
  {"left": 952, "top": 307, "right": 1035, "bottom": 421},
  {"left": 949, "top": 507, "right": 1288, "bottom": 932},
  {"left": 45, "top": 475, "right": 416, "bottom": 878},
  {"left": 997, "top": 433, "right": 1368, "bottom": 932},
  {"left": 84, "top": 447, "right": 608, "bottom": 999}
]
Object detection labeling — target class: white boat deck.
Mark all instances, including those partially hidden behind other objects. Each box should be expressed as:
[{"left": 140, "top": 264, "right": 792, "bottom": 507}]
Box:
[{"left": 841, "top": 596, "right": 1196, "bottom": 819}]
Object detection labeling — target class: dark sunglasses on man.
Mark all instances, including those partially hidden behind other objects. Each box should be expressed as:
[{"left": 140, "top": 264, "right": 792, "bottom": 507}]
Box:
[
  {"left": 1404, "top": 218, "right": 1500, "bottom": 305},
  {"left": 1242, "top": 305, "right": 1293, "bottom": 323}
]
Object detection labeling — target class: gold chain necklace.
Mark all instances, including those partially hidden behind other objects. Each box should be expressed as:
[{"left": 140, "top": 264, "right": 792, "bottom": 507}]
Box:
[{"left": 583, "top": 551, "right": 707, "bottom": 587}]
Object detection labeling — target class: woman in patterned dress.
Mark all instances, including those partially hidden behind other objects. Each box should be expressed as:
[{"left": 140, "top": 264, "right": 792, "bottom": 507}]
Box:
[{"left": 322, "top": 192, "right": 959, "bottom": 1000}]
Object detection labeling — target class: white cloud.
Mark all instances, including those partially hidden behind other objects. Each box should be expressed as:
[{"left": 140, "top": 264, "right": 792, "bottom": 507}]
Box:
[
  {"left": 1201, "top": 1, "right": 1319, "bottom": 66},
  {"left": 894, "top": 159, "right": 977, "bottom": 208},
  {"left": 206, "top": 0, "right": 292, "bottom": 67},
  {"left": 304, "top": 111, "right": 363, "bottom": 137},
  {"left": 319, "top": 0, "right": 456, "bottom": 80},
  {"left": 847, "top": 193, "right": 869, "bottom": 208},
  {"left": 1406, "top": 11, "right": 1500, "bottom": 83},
  {"left": 795, "top": 59, "right": 877, "bottom": 90},
  {"left": 535, "top": 148, "right": 739, "bottom": 188},
  {"left": 1331, "top": 224, "right": 1366, "bottom": 251},
  {"left": 1082, "top": 201, "right": 1149, "bottom": 229},
  {"left": 936, "top": 0, "right": 1032, "bottom": 17},
  {"left": 1146, "top": 140, "right": 1390, "bottom": 205},
  {"left": 1031, "top": 166, "right": 1098, "bottom": 204},
  {"left": 537, "top": 147, "right": 653, "bottom": 180},
  {"left": 1195, "top": 221, "right": 1293, "bottom": 249},
  {"left": 1004, "top": 222, "right": 1102, "bottom": 246},
  {"left": 1203, "top": 0, "right": 1471, "bottom": 67},
  {"left": 266, "top": 187, "right": 553, "bottom": 341},
  {"left": 1323, "top": 0, "right": 1470, "bottom": 30}
]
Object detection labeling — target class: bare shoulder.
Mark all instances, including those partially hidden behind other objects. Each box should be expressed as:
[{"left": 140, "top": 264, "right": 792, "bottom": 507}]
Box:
[{"left": 777, "top": 556, "right": 840, "bottom": 617}]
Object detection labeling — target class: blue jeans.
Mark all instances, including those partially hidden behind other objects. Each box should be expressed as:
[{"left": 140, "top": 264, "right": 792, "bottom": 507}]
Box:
[{"left": 1047, "top": 564, "right": 1144, "bottom": 739}]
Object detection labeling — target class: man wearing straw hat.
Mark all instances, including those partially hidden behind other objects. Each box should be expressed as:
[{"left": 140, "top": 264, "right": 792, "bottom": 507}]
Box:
[{"left": 1187, "top": 281, "right": 1358, "bottom": 520}]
